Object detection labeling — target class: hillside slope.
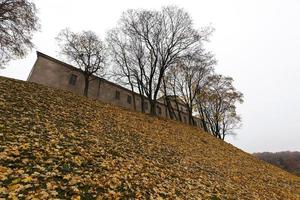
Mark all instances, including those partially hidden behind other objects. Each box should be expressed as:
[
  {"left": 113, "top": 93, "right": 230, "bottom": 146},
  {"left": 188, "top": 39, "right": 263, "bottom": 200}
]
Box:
[{"left": 0, "top": 76, "right": 300, "bottom": 199}]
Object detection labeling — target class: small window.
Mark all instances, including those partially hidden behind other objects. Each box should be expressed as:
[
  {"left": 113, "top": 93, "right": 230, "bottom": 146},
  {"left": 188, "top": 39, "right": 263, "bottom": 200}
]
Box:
[
  {"left": 127, "top": 95, "right": 132, "bottom": 104},
  {"left": 115, "top": 90, "right": 120, "bottom": 100},
  {"left": 143, "top": 101, "right": 148, "bottom": 110},
  {"left": 157, "top": 106, "right": 162, "bottom": 115},
  {"left": 69, "top": 74, "right": 77, "bottom": 85}
]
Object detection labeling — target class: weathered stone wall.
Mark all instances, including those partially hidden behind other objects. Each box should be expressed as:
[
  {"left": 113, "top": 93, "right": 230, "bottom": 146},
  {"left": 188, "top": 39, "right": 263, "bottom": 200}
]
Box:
[{"left": 28, "top": 52, "right": 200, "bottom": 127}]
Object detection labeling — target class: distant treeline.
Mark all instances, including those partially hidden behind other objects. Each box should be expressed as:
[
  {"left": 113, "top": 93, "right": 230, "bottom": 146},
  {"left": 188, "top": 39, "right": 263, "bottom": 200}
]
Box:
[{"left": 253, "top": 151, "right": 300, "bottom": 176}]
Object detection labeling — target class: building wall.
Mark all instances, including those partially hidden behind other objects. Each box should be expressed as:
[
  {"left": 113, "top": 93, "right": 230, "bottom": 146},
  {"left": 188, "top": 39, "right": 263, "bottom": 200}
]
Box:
[
  {"left": 27, "top": 52, "right": 200, "bottom": 127},
  {"left": 28, "top": 55, "right": 86, "bottom": 95}
]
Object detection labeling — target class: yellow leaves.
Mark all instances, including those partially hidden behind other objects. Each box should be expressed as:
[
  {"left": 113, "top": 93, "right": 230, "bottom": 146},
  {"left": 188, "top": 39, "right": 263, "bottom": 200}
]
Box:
[
  {"left": 0, "top": 77, "right": 300, "bottom": 199},
  {"left": 63, "top": 174, "right": 72, "bottom": 180},
  {"left": 22, "top": 176, "right": 33, "bottom": 183},
  {"left": 0, "top": 187, "right": 8, "bottom": 195},
  {"left": 135, "top": 191, "right": 142, "bottom": 198},
  {"left": 71, "top": 195, "right": 81, "bottom": 200},
  {"left": 16, "top": 169, "right": 24, "bottom": 174},
  {"left": 8, "top": 184, "right": 22, "bottom": 192},
  {"left": 108, "top": 177, "right": 121, "bottom": 189},
  {"left": 11, "top": 178, "right": 21, "bottom": 184},
  {"left": 46, "top": 181, "right": 57, "bottom": 190},
  {"left": 38, "top": 190, "right": 50, "bottom": 199},
  {"left": 67, "top": 132, "right": 77, "bottom": 138},
  {"left": 20, "top": 143, "right": 30, "bottom": 150},
  {"left": 156, "top": 196, "right": 164, "bottom": 200},
  {"left": 10, "top": 148, "right": 20, "bottom": 156},
  {"left": 21, "top": 158, "right": 29, "bottom": 164},
  {"left": 100, "top": 159, "right": 116, "bottom": 170},
  {"left": 73, "top": 156, "right": 83, "bottom": 166},
  {"left": 69, "top": 175, "right": 81, "bottom": 185},
  {"left": 0, "top": 166, "right": 11, "bottom": 181},
  {"left": 71, "top": 185, "right": 80, "bottom": 193},
  {"left": 0, "top": 166, "right": 9, "bottom": 174},
  {"left": 50, "top": 190, "right": 59, "bottom": 196},
  {"left": 107, "top": 190, "right": 121, "bottom": 199}
]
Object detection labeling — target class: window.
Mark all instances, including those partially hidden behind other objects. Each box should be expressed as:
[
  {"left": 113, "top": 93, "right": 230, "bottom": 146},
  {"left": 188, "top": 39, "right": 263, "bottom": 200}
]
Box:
[
  {"left": 127, "top": 95, "right": 132, "bottom": 104},
  {"left": 143, "top": 101, "right": 148, "bottom": 110},
  {"left": 69, "top": 74, "right": 77, "bottom": 86},
  {"left": 157, "top": 106, "right": 162, "bottom": 115},
  {"left": 115, "top": 90, "right": 120, "bottom": 100}
]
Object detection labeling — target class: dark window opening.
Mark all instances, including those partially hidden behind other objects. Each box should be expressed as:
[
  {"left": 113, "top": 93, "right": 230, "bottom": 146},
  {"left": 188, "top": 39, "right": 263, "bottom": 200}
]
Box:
[
  {"left": 69, "top": 74, "right": 77, "bottom": 86},
  {"left": 127, "top": 95, "right": 132, "bottom": 104},
  {"left": 115, "top": 90, "right": 120, "bottom": 100}
]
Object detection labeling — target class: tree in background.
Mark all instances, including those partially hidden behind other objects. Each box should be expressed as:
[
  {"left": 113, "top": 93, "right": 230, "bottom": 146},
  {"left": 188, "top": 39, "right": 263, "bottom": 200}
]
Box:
[
  {"left": 56, "top": 29, "right": 106, "bottom": 97},
  {"left": 0, "top": 0, "right": 40, "bottom": 69},
  {"left": 166, "top": 52, "right": 215, "bottom": 125},
  {"left": 107, "top": 6, "right": 213, "bottom": 116},
  {"left": 196, "top": 74, "right": 243, "bottom": 139},
  {"left": 254, "top": 151, "right": 300, "bottom": 177}
]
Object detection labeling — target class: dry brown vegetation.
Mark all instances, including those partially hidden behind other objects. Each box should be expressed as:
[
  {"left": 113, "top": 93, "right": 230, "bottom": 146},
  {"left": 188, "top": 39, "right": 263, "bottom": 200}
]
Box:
[
  {"left": 254, "top": 151, "right": 300, "bottom": 177},
  {"left": 0, "top": 76, "right": 300, "bottom": 199}
]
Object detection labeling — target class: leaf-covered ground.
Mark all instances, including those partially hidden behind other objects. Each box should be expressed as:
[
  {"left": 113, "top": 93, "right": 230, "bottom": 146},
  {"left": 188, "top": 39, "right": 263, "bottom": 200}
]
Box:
[{"left": 0, "top": 76, "right": 300, "bottom": 200}]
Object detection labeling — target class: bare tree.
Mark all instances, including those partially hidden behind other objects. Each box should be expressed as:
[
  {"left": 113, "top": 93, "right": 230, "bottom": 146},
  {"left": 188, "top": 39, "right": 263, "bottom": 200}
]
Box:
[
  {"left": 0, "top": 0, "right": 40, "bottom": 69},
  {"left": 161, "top": 75, "right": 177, "bottom": 119},
  {"left": 166, "top": 52, "right": 215, "bottom": 125},
  {"left": 107, "top": 6, "right": 213, "bottom": 116},
  {"left": 196, "top": 74, "right": 243, "bottom": 140},
  {"left": 107, "top": 29, "right": 138, "bottom": 110},
  {"left": 56, "top": 29, "right": 106, "bottom": 97}
]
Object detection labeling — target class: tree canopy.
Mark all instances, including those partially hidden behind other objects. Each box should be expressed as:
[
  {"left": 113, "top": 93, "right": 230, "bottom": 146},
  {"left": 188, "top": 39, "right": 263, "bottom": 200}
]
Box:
[
  {"left": 0, "top": 0, "right": 40, "bottom": 69},
  {"left": 107, "top": 6, "right": 243, "bottom": 139},
  {"left": 56, "top": 29, "right": 106, "bottom": 96},
  {"left": 107, "top": 6, "right": 213, "bottom": 115}
]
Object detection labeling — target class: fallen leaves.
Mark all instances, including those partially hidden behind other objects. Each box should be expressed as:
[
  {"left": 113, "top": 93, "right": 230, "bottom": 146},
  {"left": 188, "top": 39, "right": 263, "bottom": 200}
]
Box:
[{"left": 0, "top": 77, "right": 300, "bottom": 199}]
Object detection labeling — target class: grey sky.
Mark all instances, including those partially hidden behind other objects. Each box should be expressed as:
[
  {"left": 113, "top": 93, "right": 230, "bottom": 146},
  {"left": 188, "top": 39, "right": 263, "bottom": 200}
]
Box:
[{"left": 1, "top": 0, "right": 299, "bottom": 153}]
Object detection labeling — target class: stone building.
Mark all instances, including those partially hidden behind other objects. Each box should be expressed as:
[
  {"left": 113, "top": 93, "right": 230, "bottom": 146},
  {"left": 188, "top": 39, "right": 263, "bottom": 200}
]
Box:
[{"left": 27, "top": 51, "right": 202, "bottom": 127}]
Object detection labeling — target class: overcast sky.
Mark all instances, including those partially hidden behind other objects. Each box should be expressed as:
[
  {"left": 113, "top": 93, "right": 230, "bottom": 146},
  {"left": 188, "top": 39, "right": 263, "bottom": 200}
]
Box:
[{"left": 1, "top": 0, "right": 299, "bottom": 153}]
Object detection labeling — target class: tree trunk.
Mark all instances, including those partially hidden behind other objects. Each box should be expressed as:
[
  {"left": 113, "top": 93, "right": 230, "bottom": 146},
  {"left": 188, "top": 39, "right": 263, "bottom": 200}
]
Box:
[
  {"left": 150, "top": 99, "right": 157, "bottom": 116},
  {"left": 132, "top": 94, "right": 137, "bottom": 111},
  {"left": 197, "top": 101, "right": 209, "bottom": 132},
  {"left": 166, "top": 97, "right": 176, "bottom": 119},
  {"left": 83, "top": 75, "right": 90, "bottom": 97},
  {"left": 174, "top": 100, "right": 182, "bottom": 122},
  {"left": 96, "top": 78, "right": 101, "bottom": 98},
  {"left": 201, "top": 118, "right": 209, "bottom": 132},
  {"left": 140, "top": 95, "right": 145, "bottom": 113},
  {"left": 162, "top": 77, "right": 175, "bottom": 119},
  {"left": 187, "top": 107, "right": 196, "bottom": 126},
  {"left": 130, "top": 84, "right": 137, "bottom": 111}
]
